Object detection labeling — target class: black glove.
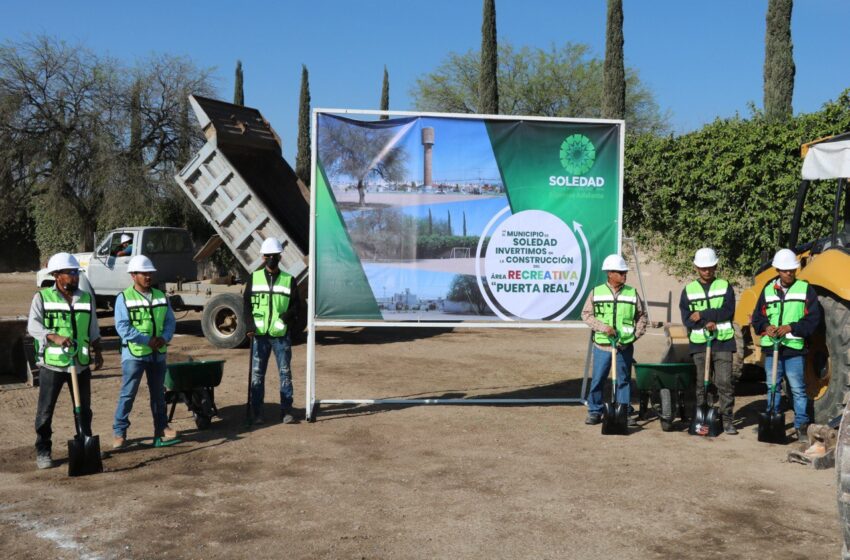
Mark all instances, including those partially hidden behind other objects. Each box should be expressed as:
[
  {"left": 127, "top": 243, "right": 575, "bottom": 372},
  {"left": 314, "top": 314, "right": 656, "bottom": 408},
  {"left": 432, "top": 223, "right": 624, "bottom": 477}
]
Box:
[{"left": 280, "top": 308, "right": 297, "bottom": 325}]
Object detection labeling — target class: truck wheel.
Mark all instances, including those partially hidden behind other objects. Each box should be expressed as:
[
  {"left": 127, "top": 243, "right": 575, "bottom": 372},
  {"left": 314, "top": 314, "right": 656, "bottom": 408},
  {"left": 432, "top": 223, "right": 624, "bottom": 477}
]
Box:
[
  {"left": 836, "top": 404, "right": 850, "bottom": 559},
  {"left": 202, "top": 293, "right": 247, "bottom": 349},
  {"left": 814, "top": 293, "right": 850, "bottom": 424}
]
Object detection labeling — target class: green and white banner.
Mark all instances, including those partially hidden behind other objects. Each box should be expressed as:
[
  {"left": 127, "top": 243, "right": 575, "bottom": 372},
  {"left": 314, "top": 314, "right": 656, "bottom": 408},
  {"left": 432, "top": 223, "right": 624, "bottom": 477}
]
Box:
[{"left": 313, "top": 112, "right": 622, "bottom": 322}]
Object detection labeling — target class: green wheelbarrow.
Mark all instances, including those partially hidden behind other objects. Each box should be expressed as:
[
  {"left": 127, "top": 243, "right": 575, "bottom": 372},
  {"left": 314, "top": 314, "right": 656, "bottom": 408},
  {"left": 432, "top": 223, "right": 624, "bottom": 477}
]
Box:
[
  {"left": 165, "top": 360, "right": 225, "bottom": 430},
  {"left": 634, "top": 362, "right": 696, "bottom": 431}
]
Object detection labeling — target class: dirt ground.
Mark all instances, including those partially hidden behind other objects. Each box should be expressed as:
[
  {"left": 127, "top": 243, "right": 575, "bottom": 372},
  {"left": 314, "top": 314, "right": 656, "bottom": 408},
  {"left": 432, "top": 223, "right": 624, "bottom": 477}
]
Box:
[{"left": 0, "top": 272, "right": 841, "bottom": 559}]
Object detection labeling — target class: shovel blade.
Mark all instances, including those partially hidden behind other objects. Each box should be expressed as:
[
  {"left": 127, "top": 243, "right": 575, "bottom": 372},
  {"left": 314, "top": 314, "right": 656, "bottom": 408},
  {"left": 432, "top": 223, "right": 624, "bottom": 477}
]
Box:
[
  {"left": 770, "top": 412, "right": 787, "bottom": 444},
  {"left": 67, "top": 434, "right": 103, "bottom": 477},
  {"left": 689, "top": 404, "right": 708, "bottom": 436},
  {"left": 705, "top": 407, "right": 722, "bottom": 438},
  {"left": 602, "top": 402, "right": 629, "bottom": 435},
  {"left": 757, "top": 411, "right": 772, "bottom": 442}
]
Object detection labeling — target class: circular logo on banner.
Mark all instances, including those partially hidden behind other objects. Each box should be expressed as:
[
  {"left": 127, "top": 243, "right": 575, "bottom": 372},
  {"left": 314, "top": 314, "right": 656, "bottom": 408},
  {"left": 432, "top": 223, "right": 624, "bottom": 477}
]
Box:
[
  {"left": 480, "top": 210, "right": 585, "bottom": 320},
  {"left": 559, "top": 134, "right": 596, "bottom": 175}
]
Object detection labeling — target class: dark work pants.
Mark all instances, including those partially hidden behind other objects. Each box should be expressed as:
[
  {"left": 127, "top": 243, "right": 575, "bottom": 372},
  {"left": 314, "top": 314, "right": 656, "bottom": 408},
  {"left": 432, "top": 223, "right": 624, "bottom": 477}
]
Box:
[
  {"left": 35, "top": 366, "right": 92, "bottom": 454},
  {"left": 692, "top": 350, "right": 735, "bottom": 421}
]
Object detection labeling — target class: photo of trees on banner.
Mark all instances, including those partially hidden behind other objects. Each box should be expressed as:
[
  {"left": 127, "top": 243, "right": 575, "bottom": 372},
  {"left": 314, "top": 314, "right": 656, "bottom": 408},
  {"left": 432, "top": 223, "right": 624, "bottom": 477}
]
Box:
[{"left": 313, "top": 112, "right": 622, "bottom": 322}]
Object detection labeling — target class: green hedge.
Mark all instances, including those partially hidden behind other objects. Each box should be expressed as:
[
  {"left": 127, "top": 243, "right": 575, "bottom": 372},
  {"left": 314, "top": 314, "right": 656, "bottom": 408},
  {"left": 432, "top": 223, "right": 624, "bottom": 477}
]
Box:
[{"left": 624, "top": 90, "right": 850, "bottom": 279}]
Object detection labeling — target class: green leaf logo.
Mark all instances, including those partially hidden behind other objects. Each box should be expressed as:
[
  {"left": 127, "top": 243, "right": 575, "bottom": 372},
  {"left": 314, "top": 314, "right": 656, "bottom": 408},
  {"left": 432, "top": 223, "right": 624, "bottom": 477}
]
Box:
[{"left": 559, "top": 134, "right": 596, "bottom": 175}]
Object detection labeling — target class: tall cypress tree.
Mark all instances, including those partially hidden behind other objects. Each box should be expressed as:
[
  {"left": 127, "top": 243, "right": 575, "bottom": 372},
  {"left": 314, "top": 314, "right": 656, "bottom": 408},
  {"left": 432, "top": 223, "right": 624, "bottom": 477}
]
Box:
[
  {"left": 764, "top": 0, "right": 795, "bottom": 122},
  {"left": 602, "top": 0, "right": 626, "bottom": 120},
  {"left": 447, "top": 210, "right": 452, "bottom": 235},
  {"left": 296, "top": 65, "right": 312, "bottom": 186},
  {"left": 379, "top": 66, "right": 390, "bottom": 120},
  {"left": 234, "top": 60, "right": 244, "bottom": 106},
  {"left": 428, "top": 208, "right": 433, "bottom": 235},
  {"left": 463, "top": 211, "right": 467, "bottom": 237},
  {"left": 479, "top": 0, "right": 499, "bottom": 114}
]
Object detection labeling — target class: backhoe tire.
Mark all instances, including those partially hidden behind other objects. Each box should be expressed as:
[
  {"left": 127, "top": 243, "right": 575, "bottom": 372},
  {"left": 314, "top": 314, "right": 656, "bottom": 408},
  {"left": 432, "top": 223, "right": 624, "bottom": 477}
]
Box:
[
  {"left": 836, "top": 403, "right": 850, "bottom": 559},
  {"left": 814, "top": 293, "right": 850, "bottom": 424},
  {"left": 201, "top": 293, "right": 247, "bottom": 349}
]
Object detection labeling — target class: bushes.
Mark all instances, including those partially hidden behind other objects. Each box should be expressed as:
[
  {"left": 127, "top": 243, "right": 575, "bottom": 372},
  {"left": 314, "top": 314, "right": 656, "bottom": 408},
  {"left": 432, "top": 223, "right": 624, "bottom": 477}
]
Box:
[{"left": 625, "top": 90, "right": 850, "bottom": 278}]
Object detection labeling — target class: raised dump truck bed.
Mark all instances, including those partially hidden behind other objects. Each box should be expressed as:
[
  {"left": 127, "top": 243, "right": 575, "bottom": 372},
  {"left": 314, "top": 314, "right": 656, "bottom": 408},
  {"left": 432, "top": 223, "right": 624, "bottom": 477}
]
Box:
[{"left": 175, "top": 95, "right": 309, "bottom": 282}]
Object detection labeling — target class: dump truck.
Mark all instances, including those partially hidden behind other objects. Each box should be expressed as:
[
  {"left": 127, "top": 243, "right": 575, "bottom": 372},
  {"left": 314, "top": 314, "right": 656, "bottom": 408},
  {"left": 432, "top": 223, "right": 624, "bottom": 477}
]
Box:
[
  {"left": 28, "top": 95, "right": 310, "bottom": 358},
  {"left": 734, "top": 133, "right": 850, "bottom": 426}
]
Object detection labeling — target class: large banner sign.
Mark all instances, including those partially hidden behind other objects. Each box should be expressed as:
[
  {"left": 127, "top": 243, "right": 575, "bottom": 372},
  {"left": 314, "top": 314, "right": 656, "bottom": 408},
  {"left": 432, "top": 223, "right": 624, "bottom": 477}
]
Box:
[{"left": 313, "top": 112, "right": 622, "bottom": 322}]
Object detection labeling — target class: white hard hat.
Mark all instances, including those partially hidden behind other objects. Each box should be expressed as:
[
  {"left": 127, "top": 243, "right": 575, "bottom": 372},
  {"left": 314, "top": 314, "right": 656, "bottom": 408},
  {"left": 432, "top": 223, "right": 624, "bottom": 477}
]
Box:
[
  {"left": 128, "top": 255, "right": 157, "bottom": 273},
  {"left": 120, "top": 233, "right": 132, "bottom": 244},
  {"left": 693, "top": 247, "right": 719, "bottom": 268},
  {"left": 772, "top": 248, "right": 800, "bottom": 270},
  {"left": 601, "top": 254, "right": 629, "bottom": 272},
  {"left": 46, "top": 252, "right": 81, "bottom": 273},
  {"left": 260, "top": 238, "right": 284, "bottom": 254}
]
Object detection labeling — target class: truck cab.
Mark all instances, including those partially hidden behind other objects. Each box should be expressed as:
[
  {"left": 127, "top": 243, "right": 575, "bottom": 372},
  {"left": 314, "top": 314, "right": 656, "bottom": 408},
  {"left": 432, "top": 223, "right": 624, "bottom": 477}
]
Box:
[{"left": 37, "top": 227, "right": 197, "bottom": 306}]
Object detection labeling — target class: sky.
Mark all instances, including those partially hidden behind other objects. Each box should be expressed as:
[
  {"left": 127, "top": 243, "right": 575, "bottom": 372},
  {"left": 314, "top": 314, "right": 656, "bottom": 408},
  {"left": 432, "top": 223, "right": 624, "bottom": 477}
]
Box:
[{"left": 2, "top": 1, "right": 849, "bottom": 164}]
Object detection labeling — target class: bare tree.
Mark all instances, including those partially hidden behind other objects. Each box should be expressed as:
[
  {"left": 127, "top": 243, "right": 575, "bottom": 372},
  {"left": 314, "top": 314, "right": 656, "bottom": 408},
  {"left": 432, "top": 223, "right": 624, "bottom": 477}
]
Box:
[{"left": 317, "top": 115, "right": 409, "bottom": 207}]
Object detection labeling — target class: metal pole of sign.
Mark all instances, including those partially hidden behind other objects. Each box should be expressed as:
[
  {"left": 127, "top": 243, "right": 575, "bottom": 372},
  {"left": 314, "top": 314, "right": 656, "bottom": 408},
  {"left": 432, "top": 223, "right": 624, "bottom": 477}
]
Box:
[
  {"left": 625, "top": 236, "right": 651, "bottom": 325},
  {"left": 305, "top": 110, "right": 319, "bottom": 422}
]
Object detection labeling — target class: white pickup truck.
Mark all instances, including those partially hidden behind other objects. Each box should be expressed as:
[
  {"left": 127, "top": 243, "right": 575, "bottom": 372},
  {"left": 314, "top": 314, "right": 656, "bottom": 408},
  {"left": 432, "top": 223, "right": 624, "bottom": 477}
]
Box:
[{"left": 35, "top": 226, "right": 255, "bottom": 348}]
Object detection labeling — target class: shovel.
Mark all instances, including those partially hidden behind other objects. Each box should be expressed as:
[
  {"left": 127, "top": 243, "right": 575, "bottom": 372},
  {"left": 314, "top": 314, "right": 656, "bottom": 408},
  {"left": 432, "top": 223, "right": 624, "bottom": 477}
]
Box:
[
  {"left": 688, "top": 330, "right": 722, "bottom": 437},
  {"left": 65, "top": 346, "right": 103, "bottom": 477},
  {"left": 601, "top": 334, "right": 629, "bottom": 435},
  {"left": 758, "top": 337, "right": 786, "bottom": 444},
  {"left": 245, "top": 336, "right": 254, "bottom": 427}
]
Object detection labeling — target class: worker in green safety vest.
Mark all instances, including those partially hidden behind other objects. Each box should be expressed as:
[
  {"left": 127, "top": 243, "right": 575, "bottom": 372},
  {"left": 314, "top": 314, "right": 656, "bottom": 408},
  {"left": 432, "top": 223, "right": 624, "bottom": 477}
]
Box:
[
  {"left": 243, "top": 238, "right": 301, "bottom": 424},
  {"left": 112, "top": 255, "right": 179, "bottom": 449},
  {"left": 581, "top": 254, "right": 647, "bottom": 426},
  {"left": 679, "top": 247, "right": 738, "bottom": 435},
  {"left": 27, "top": 252, "right": 103, "bottom": 470},
  {"left": 751, "top": 248, "right": 822, "bottom": 443}
]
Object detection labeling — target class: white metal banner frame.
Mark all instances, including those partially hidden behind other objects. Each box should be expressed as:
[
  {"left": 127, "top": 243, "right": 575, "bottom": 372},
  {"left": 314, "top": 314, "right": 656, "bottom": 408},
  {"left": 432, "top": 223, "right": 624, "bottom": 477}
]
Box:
[{"left": 305, "top": 109, "right": 624, "bottom": 421}]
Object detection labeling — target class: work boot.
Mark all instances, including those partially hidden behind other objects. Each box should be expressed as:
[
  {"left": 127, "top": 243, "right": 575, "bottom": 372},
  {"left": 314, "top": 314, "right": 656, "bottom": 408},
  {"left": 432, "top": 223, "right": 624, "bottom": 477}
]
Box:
[
  {"left": 585, "top": 413, "right": 601, "bottom": 425},
  {"left": 112, "top": 435, "right": 127, "bottom": 450},
  {"left": 35, "top": 451, "right": 55, "bottom": 470},
  {"left": 281, "top": 408, "right": 296, "bottom": 424},
  {"left": 723, "top": 419, "right": 738, "bottom": 435},
  {"left": 628, "top": 416, "right": 638, "bottom": 427},
  {"left": 797, "top": 424, "right": 811, "bottom": 444}
]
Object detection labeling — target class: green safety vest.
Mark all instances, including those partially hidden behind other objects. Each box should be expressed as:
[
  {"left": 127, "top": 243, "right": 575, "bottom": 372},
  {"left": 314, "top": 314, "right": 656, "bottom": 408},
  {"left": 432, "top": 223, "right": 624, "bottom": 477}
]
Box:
[
  {"left": 592, "top": 284, "right": 637, "bottom": 346},
  {"left": 685, "top": 279, "right": 734, "bottom": 344},
  {"left": 251, "top": 269, "right": 292, "bottom": 337},
  {"left": 760, "top": 279, "right": 808, "bottom": 350},
  {"left": 37, "top": 288, "right": 92, "bottom": 367},
  {"left": 122, "top": 287, "right": 168, "bottom": 357}
]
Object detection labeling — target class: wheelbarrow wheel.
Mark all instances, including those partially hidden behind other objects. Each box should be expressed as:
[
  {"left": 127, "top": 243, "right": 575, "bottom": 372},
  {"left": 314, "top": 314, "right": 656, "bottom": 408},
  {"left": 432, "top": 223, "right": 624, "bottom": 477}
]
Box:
[
  {"left": 189, "top": 388, "right": 215, "bottom": 430},
  {"left": 659, "top": 388, "right": 674, "bottom": 432}
]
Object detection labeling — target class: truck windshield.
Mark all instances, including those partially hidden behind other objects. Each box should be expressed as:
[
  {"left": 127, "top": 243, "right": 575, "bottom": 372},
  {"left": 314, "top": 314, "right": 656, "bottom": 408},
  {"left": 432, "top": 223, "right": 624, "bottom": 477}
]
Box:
[{"left": 142, "top": 230, "right": 193, "bottom": 255}]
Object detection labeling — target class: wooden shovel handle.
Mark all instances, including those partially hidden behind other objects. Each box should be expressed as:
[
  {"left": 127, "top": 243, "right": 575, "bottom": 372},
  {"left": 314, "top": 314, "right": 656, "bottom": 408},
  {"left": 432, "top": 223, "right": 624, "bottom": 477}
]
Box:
[{"left": 62, "top": 346, "right": 82, "bottom": 410}]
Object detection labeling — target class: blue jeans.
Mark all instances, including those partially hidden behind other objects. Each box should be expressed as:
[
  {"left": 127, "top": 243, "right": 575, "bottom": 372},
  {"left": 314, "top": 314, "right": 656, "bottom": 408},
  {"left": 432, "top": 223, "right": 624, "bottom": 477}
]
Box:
[
  {"left": 251, "top": 334, "right": 293, "bottom": 417},
  {"left": 764, "top": 354, "right": 809, "bottom": 428},
  {"left": 587, "top": 344, "right": 633, "bottom": 415},
  {"left": 113, "top": 359, "right": 168, "bottom": 437}
]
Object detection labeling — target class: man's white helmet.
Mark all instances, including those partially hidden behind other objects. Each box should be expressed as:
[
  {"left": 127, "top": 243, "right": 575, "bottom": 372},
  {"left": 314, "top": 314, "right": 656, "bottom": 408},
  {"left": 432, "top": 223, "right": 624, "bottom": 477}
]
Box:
[
  {"left": 693, "top": 247, "right": 719, "bottom": 268},
  {"left": 128, "top": 255, "right": 157, "bottom": 273},
  {"left": 601, "top": 254, "right": 629, "bottom": 272},
  {"left": 260, "top": 238, "right": 284, "bottom": 254},
  {"left": 120, "top": 233, "right": 132, "bottom": 244},
  {"left": 772, "top": 248, "right": 800, "bottom": 270},
  {"left": 46, "top": 252, "right": 81, "bottom": 273}
]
